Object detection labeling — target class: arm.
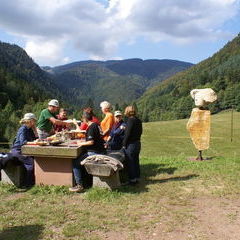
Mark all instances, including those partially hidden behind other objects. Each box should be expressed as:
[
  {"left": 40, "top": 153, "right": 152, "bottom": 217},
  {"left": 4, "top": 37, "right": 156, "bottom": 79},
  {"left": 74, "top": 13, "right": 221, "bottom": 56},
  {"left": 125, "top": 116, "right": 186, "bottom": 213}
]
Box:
[
  {"left": 112, "top": 123, "right": 126, "bottom": 136},
  {"left": 49, "top": 117, "right": 70, "bottom": 127},
  {"left": 122, "top": 119, "right": 133, "bottom": 147},
  {"left": 73, "top": 119, "right": 82, "bottom": 131},
  {"left": 78, "top": 140, "right": 94, "bottom": 147},
  {"left": 102, "top": 115, "right": 114, "bottom": 136},
  {"left": 18, "top": 127, "right": 28, "bottom": 146}
]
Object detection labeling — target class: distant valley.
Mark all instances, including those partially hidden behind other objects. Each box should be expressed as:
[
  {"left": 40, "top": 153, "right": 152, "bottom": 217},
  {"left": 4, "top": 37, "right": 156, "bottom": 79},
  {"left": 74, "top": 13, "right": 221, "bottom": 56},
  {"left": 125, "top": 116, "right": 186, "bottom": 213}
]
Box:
[{"left": 43, "top": 58, "right": 193, "bottom": 106}]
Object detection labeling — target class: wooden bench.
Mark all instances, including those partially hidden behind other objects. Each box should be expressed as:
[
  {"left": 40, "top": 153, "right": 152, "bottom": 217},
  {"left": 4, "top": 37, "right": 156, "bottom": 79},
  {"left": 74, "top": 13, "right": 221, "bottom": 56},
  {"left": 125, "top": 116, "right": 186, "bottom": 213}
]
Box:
[
  {"left": 81, "top": 151, "right": 125, "bottom": 190},
  {"left": 1, "top": 161, "right": 25, "bottom": 187}
]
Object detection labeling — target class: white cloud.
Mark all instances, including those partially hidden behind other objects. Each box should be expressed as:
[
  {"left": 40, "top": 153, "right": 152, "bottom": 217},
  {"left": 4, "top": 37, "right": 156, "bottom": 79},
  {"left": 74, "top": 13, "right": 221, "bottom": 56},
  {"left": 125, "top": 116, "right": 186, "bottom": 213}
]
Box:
[
  {"left": 63, "top": 57, "right": 71, "bottom": 64},
  {"left": 25, "top": 40, "right": 62, "bottom": 63},
  {"left": 0, "top": 0, "right": 239, "bottom": 65}
]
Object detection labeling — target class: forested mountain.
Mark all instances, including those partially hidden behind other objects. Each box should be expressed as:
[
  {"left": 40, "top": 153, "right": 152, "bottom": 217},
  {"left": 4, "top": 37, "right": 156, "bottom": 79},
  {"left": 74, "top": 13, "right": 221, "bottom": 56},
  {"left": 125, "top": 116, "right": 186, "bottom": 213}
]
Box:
[
  {"left": 137, "top": 34, "right": 240, "bottom": 122},
  {"left": 0, "top": 41, "right": 192, "bottom": 143},
  {"left": 44, "top": 58, "right": 193, "bottom": 106},
  {"left": 0, "top": 41, "right": 64, "bottom": 142}
]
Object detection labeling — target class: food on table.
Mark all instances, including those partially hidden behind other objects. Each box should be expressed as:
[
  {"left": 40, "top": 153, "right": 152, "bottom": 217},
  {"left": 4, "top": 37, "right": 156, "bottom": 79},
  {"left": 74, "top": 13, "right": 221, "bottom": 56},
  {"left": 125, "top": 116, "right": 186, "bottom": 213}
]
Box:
[
  {"left": 63, "top": 119, "right": 81, "bottom": 124},
  {"left": 35, "top": 139, "right": 48, "bottom": 146}
]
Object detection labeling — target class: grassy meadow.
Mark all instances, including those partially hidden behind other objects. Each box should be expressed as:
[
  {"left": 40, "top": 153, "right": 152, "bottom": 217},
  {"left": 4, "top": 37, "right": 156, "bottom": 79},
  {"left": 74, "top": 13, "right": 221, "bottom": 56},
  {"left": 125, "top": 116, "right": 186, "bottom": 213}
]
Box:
[{"left": 0, "top": 111, "right": 240, "bottom": 240}]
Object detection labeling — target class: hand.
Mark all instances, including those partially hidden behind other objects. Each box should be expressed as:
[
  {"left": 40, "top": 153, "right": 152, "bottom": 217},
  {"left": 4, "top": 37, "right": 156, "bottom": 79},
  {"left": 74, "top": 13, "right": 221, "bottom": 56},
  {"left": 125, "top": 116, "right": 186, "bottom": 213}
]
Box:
[
  {"left": 120, "top": 125, "right": 126, "bottom": 130},
  {"left": 73, "top": 119, "right": 78, "bottom": 125},
  {"left": 65, "top": 122, "right": 71, "bottom": 127}
]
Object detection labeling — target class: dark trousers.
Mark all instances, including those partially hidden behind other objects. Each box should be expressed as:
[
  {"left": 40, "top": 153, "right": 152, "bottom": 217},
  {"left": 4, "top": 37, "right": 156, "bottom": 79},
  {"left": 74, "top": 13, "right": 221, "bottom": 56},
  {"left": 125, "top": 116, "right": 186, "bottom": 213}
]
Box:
[
  {"left": 10, "top": 149, "right": 35, "bottom": 186},
  {"left": 72, "top": 152, "right": 96, "bottom": 186},
  {"left": 125, "top": 141, "right": 141, "bottom": 181}
]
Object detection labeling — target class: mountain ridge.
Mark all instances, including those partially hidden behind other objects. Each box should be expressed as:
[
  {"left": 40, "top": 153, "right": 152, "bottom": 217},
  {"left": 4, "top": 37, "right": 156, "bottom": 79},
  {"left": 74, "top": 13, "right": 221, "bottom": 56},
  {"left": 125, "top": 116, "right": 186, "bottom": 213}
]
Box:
[
  {"left": 43, "top": 58, "right": 193, "bottom": 106},
  {"left": 137, "top": 33, "right": 240, "bottom": 121}
]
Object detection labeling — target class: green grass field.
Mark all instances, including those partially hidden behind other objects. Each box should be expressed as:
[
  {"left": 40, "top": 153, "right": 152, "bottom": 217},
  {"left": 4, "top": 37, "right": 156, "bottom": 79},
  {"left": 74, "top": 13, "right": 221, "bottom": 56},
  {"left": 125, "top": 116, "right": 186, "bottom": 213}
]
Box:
[{"left": 0, "top": 111, "right": 240, "bottom": 240}]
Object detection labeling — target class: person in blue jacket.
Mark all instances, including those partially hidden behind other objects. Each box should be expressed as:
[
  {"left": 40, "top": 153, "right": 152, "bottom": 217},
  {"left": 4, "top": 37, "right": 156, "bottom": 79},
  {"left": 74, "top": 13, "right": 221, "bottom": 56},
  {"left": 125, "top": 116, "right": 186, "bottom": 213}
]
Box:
[
  {"left": 106, "top": 110, "right": 126, "bottom": 150},
  {"left": 0, "top": 113, "right": 38, "bottom": 186}
]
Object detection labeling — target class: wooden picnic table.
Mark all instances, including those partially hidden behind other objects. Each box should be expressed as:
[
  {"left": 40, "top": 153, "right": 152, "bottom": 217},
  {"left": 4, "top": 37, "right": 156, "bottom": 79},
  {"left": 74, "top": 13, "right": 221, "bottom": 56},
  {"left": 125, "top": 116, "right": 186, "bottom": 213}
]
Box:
[{"left": 22, "top": 142, "right": 83, "bottom": 186}]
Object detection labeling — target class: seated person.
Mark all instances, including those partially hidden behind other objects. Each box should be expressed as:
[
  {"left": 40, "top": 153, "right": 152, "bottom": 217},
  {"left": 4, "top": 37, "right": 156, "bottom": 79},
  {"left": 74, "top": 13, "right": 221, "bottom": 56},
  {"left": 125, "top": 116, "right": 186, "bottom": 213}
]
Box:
[
  {"left": 80, "top": 107, "right": 100, "bottom": 130},
  {"left": 106, "top": 110, "right": 126, "bottom": 150},
  {"left": 70, "top": 112, "right": 105, "bottom": 192},
  {"left": 100, "top": 101, "right": 115, "bottom": 142},
  {"left": 37, "top": 99, "right": 70, "bottom": 139},
  {"left": 54, "top": 108, "right": 68, "bottom": 132},
  {"left": 0, "top": 113, "right": 38, "bottom": 186}
]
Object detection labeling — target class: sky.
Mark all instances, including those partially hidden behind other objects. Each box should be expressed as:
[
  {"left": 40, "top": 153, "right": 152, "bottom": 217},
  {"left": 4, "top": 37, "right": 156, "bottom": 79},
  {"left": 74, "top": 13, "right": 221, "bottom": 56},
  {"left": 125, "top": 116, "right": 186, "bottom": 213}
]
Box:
[{"left": 0, "top": 0, "right": 239, "bottom": 66}]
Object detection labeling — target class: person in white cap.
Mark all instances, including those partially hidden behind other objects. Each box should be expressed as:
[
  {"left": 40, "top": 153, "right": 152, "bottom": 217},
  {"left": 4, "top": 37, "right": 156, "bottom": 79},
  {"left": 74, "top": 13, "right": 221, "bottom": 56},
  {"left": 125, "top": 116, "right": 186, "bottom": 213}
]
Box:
[
  {"left": 1, "top": 113, "right": 38, "bottom": 186},
  {"left": 100, "top": 101, "right": 115, "bottom": 142},
  {"left": 37, "top": 99, "right": 70, "bottom": 139},
  {"left": 106, "top": 110, "right": 126, "bottom": 150}
]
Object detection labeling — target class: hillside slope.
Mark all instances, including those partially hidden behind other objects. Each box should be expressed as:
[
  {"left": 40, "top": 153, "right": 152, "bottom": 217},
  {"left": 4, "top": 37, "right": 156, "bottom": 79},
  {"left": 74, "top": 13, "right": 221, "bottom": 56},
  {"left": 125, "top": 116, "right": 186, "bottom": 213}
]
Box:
[
  {"left": 45, "top": 58, "right": 193, "bottom": 106},
  {"left": 137, "top": 34, "right": 240, "bottom": 121},
  {"left": 0, "top": 41, "right": 64, "bottom": 141}
]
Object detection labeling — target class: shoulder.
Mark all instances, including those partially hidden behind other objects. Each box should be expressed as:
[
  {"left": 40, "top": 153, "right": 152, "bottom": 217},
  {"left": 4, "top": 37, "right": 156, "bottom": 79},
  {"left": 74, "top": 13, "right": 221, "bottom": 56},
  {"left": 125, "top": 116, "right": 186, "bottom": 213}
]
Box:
[
  {"left": 107, "top": 112, "right": 114, "bottom": 117},
  {"left": 89, "top": 122, "right": 98, "bottom": 130},
  {"left": 40, "top": 109, "right": 50, "bottom": 116},
  {"left": 127, "top": 117, "right": 135, "bottom": 123},
  {"left": 44, "top": 109, "right": 55, "bottom": 117},
  {"left": 136, "top": 117, "right": 142, "bottom": 123},
  {"left": 91, "top": 122, "right": 98, "bottom": 127},
  {"left": 17, "top": 125, "right": 28, "bottom": 134},
  {"left": 92, "top": 116, "right": 100, "bottom": 123},
  {"left": 41, "top": 109, "right": 48, "bottom": 114}
]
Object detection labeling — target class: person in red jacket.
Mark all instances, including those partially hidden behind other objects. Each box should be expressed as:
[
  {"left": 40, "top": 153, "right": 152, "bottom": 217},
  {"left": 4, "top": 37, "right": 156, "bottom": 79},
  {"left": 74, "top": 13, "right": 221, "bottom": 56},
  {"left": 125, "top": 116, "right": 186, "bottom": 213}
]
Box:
[{"left": 54, "top": 108, "right": 68, "bottom": 132}]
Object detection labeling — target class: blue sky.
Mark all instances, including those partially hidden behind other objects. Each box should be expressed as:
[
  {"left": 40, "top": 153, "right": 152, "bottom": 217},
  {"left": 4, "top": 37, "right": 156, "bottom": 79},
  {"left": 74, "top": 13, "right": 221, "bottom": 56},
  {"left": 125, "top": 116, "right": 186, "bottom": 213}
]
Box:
[{"left": 0, "top": 0, "right": 239, "bottom": 66}]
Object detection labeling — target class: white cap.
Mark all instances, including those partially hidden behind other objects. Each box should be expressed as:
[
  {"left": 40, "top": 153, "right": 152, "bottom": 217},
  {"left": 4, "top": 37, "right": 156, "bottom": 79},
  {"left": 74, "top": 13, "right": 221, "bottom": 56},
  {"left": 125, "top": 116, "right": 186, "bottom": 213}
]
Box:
[
  {"left": 100, "top": 101, "right": 111, "bottom": 109},
  {"left": 114, "top": 110, "right": 122, "bottom": 116},
  {"left": 23, "top": 113, "right": 37, "bottom": 120},
  {"left": 48, "top": 99, "right": 59, "bottom": 107}
]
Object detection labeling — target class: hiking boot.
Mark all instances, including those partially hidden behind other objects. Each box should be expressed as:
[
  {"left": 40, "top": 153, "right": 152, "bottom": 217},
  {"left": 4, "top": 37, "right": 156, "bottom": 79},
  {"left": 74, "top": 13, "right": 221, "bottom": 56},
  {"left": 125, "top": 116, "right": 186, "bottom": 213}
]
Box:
[{"left": 69, "top": 184, "right": 84, "bottom": 193}]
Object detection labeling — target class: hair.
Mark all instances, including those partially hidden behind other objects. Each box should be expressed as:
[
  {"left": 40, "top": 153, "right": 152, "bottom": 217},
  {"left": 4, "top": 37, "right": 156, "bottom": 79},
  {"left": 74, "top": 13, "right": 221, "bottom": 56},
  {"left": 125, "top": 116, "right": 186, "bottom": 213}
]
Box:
[
  {"left": 100, "top": 101, "right": 111, "bottom": 110},
  {"left": 83, "top": 107, "right": 96, "bottom": 116},
  {"left": 59, "top": 108, "right": 67, "bottom": 113},
  {"left": 82, "top": 112, "right": 93, "bottom": 121},
  {"left": 19, "top": 119, "right": 33, "bottom": 125},
  {"left": 124, "top": 105, "right": 136, "bottom": 117}
]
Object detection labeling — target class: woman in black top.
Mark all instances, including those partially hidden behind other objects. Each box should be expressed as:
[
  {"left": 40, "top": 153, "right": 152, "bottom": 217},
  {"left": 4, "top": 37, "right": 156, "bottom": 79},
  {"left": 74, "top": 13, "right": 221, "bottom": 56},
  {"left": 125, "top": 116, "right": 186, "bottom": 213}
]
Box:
[
  {"left": 123, "top": 106, "right": 142, "bottom": 184},
  {"left": 70, "top": 112, "right": 105, "bottom": 192}
]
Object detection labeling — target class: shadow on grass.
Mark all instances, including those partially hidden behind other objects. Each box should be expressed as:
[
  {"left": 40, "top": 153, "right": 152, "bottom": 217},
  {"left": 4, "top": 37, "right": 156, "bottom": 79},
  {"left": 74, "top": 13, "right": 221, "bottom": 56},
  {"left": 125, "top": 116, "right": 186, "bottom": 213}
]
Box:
[
  {"left": 119, "top": 163, "right": 198, "bottom": 194},
  {"left": 0, "top": 224, "right": 44, "bottom": 240},
  {"left": 147, "top": 174, "right": 199, "bottom": 184},
  {"left": 141, "top": 163, "right": 177, "bottom": 177},
  {"left": 187, "top": 156, "right": 216, "bottom": 161}
]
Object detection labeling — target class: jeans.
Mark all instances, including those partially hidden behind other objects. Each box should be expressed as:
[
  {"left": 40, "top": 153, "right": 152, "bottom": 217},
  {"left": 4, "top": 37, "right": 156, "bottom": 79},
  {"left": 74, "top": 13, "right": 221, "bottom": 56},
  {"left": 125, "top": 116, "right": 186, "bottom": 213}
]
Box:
[
  {"left": 124, "top": 141, "right": 141, "bottom": 181},
  {"left": 72, "top": 151, "right": 97, "bottom": 185}
]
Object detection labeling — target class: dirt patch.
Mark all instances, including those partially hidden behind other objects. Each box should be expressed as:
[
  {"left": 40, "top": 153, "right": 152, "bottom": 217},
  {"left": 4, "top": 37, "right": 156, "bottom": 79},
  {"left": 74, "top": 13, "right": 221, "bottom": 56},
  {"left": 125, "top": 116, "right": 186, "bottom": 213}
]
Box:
[
  {"left": 191, "top": 197, "right": 240, "bottom": 240},
  {"left": 96, "top": 196, "right": 240, "bottom": 240}
]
